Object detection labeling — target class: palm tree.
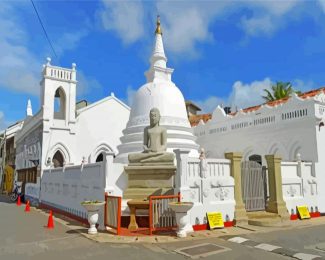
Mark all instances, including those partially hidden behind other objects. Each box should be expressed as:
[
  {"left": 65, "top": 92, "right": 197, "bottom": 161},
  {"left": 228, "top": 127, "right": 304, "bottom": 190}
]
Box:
[{"left": 262, "top": 81, "right": 299, "bottom": 102}]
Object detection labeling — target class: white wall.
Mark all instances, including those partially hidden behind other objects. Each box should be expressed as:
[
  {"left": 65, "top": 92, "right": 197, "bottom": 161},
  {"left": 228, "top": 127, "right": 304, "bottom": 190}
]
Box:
[
  {"left": 281, "top": 161, "right": 318, "bottom": 214},
  {"left": 175, "top": 150, "right": 235, "bottom": 225},
  {"left": 194, "top": 95, "right": 317, "bottom": 164},
  {"left": 40, "top": 162, "right": 105, "bottom": 223},
  {"left": 76, "top": 96, "right": 130, "bottom": 163}
]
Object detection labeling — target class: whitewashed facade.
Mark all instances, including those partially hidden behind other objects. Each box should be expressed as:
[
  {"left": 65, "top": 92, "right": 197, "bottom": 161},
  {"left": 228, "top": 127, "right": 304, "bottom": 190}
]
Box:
[
  {"left": 15, "top": 59, "right": 130, "bottom": 202},
  {"left": 193, "top": 90, "right": 325, "bottom": 212}
]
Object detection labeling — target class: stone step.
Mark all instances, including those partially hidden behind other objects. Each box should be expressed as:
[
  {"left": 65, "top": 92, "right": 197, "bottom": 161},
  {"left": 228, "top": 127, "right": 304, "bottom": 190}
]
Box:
[{"left": 247, "top": 211, "right": 291, "bottom": 227}]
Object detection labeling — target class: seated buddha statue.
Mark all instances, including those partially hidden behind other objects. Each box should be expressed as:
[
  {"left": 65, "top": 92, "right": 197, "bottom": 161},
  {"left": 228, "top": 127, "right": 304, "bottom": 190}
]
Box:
[{"left": 128, "top": 108, "right": 174, "bottom": 164}]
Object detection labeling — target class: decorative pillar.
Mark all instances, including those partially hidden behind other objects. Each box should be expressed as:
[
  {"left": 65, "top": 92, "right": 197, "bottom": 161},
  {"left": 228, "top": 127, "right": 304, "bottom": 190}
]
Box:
[
  {"left": 225, "top": 152, "right": 247, "bottom": 224},
  {"left": 103, "top": 152, "right": 115, "bottom": 194},
  {"left": 265, "top": 154, "right": 289, "bottom": 218},
  {"left": 98, "top": 151, "right": 115, "bottom": 231},
  {"left": 174, "top": 149, "right": 191, "bottom": 201}
]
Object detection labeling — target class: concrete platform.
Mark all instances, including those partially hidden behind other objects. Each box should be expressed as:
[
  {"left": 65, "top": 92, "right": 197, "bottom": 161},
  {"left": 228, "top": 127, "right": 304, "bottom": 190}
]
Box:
[{"left": 247, "top": 211, "right": 291, "bottom": 227}]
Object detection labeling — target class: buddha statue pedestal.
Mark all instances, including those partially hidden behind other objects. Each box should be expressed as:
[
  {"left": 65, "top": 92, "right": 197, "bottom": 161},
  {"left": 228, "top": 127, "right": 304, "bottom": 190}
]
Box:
[
  {"left": 123, "top": 107, "right": 177, "bottom": 231},
  {"left": 123, "top": 164, "right": 176, "bottom": 200}
]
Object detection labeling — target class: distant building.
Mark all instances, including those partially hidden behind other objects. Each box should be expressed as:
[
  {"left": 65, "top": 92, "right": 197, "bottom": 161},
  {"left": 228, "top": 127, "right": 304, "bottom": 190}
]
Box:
[
  {"left": 0, "top": 121, "right": 24, "bottom": 193},
  {"left": 185, "top": 101, "right": 201, "bottom": 117}
]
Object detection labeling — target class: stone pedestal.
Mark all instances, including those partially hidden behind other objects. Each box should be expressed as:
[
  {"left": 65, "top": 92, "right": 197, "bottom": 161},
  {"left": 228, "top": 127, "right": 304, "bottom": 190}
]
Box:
[
  {"left": 123, "top": 165, "right": 176, "bottom": 200},
  {"left": 225, "top": 152, "right": 248, "bottom": 225},
  {"left": 265, "top": 155, "right": 290, "bottom": 220}
]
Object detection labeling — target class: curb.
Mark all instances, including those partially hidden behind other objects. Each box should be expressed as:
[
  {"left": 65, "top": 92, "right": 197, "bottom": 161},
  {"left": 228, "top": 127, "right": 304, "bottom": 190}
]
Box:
[{"left": 227, "top": 236, "right": 325, "bottom": 260}]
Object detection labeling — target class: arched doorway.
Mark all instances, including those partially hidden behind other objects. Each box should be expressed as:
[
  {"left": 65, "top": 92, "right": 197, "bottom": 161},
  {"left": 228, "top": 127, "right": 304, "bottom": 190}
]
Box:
[
  {"left": 248, "top": 154, "right": 262, "bottom": 165},
  {"left": 52, "top": 151, "right": 64, "bottom": 168},
  {"left": 96, "top": 153, "right": 104, "bottom": 162},
  {"left": 241, "top": 157, "right": 267, "bottom": 211}
]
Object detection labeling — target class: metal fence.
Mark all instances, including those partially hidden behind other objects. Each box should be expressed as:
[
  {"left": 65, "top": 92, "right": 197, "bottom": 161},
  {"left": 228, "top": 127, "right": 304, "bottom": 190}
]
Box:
[
  {"left": 149, "top": 194, "right": 180, "bottom": 235},
  {"left": 241, "top": 161, "right": 267, "bottom": 211},
  {"left": 104, "top": 194, "right": 122, "bottom": 235}
]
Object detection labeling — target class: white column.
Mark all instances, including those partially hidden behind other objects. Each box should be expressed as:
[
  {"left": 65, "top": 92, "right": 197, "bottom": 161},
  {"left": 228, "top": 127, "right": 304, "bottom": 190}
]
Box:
[{"left": 174, "top": 149, "right": 191, "bottom": 201}]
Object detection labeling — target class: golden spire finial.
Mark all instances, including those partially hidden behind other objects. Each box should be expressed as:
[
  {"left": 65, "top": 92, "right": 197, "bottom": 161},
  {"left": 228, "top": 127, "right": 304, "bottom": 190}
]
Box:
[{"left": 155, "top": 15, "right": 162, "bottom": 35}]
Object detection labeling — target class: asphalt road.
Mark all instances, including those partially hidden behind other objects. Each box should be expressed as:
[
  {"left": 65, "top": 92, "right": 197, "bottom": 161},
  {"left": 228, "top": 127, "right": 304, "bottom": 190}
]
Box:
[{"left": 0, "top": 195, "right": 309, "bottom": 260}]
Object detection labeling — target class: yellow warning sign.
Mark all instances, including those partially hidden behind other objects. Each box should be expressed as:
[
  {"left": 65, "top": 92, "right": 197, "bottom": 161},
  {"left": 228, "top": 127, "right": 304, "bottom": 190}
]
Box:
[
  {"left": 297, "top": 205, "right": 311, "bottom": 219},
  {"left": 207, "top": 212, "right": 224, "bottom": 229}
]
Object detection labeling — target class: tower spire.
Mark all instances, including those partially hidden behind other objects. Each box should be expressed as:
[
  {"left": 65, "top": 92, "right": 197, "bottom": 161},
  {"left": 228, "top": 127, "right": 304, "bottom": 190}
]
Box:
[
  {"left": 155, "top": 15, "right": 162, "bottom": 35},
  {"left": 26, "top": 99, "right": 33, "bottom": 117},
  {"left": 146, "top": 15, "right": 172, "bottom": 83}
]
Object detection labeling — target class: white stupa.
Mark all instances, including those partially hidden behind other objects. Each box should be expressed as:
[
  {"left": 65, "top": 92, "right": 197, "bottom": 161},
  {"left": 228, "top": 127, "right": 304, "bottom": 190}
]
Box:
[{"left": 116, "top": 17, "right": 199, "bottom": 162}]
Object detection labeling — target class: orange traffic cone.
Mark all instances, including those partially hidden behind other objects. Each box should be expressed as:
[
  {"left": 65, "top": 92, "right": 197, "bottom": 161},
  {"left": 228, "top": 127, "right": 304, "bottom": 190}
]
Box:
[
  {"left": 16, "top": 195, "right": 21, "bottom": 206},
  {"left": 24, "top": 200, "right": 30, "bottom": 212},
  {"left": 46, "top": 210, "right": 54, "bottom": 229}
]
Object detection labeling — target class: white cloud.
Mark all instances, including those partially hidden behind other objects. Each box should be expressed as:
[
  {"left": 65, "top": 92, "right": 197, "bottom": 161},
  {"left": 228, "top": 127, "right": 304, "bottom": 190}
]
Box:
[
  {"left": 126, "top": 85, "right": 137, "bottom": 106},
  {"left": 292, "top": 79, "right": 316, "bottom": 92},
  {"left": 240, "top": 15, "right": 275, "bottom": 37},
  {"left": 195, "top": 96, "right": 224, "bottom": 114},
  {"left": 318, "top": 0, "right": 325, "bottom": 12},
  {"left": 194, "top": 78, "right": 316, "bottom": 113},
  {"left": 98, "top": 0, "right": 315, "bottom": 57},
  {"left": 0, "top": 111, "right": 7, "bottom": 131},
  {"left": 0, "top": 2, "right": 93, "bottom": 96},
  {"left": 77, "top": 71, "right": 103, "bottom": 97},
  {"left": 156, "top": 2, "right": 224, "bottom": 58},
  {"left": 0, "top": 3, "right": 41, "bottom": 95},
  {"left": 239, "top": 0, "right": 302, "bottom": 37},
  {"left": 55, "top": 30, "right": 88, "bottom": 56},
  {"left": 194, "top": 78, "right": 273, "bottom": 113},
  {"left": 228, "top": 78, "right": 272, "bottom": 109},
  {"left": 248, "top": 0, "right": 299, "bottom": 16},
  {"left": 99, "top": 0, "right": 145, "bottom": 44}
]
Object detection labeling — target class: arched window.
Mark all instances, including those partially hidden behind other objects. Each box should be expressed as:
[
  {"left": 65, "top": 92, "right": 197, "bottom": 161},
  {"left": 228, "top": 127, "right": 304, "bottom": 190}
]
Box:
[
  {"left": 54, "top": 88, "right": 66, "bottom": 120},
  {"left": 96, "top": 153, "right": 104, "bottom": 162},
  {"left": 52, "top": 151, "right": 64, "bottom": 168}
]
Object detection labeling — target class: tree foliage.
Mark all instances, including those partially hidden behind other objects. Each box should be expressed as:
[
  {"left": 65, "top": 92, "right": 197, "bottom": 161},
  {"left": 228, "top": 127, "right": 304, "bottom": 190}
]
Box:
[{"left": 263, "top": 81, "right": 300, "bottom": 102}]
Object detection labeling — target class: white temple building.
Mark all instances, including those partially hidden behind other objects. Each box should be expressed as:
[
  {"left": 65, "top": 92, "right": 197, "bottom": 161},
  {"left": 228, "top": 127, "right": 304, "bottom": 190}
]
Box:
[
  {"left": 5, "top": 17, "right": 324, "bottom": 233},
  {"left": 192, "top": 88, "right": 325, "bottom": 212},
  {"left": 14, "top": 58, "right": 130, "bottom": 194},
  {"left": 116, "top": 18, "right": 199, "bottom": 163}
]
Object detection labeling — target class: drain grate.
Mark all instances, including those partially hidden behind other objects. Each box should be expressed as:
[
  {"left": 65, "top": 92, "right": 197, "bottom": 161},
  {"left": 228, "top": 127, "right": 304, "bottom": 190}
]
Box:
[{"left": 175, "top": 243, "right": 231, "bottom": 259}]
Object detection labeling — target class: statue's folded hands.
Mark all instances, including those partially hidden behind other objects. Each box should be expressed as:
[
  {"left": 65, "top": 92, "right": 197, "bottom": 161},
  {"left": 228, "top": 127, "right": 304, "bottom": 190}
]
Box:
[{"left": 128, "top": 108, "right": 174, "bottom": 164}]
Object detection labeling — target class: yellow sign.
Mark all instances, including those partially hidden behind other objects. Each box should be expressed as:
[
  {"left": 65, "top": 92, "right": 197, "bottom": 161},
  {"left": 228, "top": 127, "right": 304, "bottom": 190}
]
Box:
[
  {"left": 207, "top": 212, "right": 224, "bottom": 229},
  {"left": 297, "top": 205, "right": 311, "bottom": 219}
]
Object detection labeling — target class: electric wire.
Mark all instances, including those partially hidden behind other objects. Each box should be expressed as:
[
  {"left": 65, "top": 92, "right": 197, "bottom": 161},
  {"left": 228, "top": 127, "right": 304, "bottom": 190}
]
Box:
[{"left": 30, "top": 0, "right": 58, "bottom": 59}]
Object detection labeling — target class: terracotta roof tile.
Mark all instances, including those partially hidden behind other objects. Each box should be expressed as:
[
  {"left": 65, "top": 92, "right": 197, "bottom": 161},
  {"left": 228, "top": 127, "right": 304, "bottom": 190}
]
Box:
[
  {"left": 189, "top": 114, "right": 212, "bottom": 127},
  {"left": 190, "top": 87, "right": 325, "bottom": 126},
  {"left": 231, "top": 87, "right": 325, "bottom": 115}
]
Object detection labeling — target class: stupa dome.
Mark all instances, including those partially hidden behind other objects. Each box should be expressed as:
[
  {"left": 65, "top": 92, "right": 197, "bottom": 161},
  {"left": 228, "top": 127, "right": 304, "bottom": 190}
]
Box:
[{"left": 116, "top": 17, "right": 199, "bottom": 162}]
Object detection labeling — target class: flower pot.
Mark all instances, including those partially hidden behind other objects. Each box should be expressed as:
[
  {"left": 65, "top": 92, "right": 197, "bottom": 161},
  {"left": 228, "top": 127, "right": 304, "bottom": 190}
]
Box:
[
  {"left": 81, "top": 201, "right": 105, "bottom": 234},
  {"left": 169, "top": 202, "right": 194, "bottom": 238}
]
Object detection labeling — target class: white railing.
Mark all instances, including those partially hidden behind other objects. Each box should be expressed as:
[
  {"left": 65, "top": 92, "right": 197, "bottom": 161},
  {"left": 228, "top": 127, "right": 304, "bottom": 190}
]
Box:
[
  {"left": 43, "top": 62, "right": 76, "bottom": 81},
  {"left": 281, "top": 161, "right": 318, "bottom": 214},
  {"left": 175, "top": 149, "right": 235, "bottom": 226},
  {"left": 48, "top": 68, "right": 72, "bottom": 80}
]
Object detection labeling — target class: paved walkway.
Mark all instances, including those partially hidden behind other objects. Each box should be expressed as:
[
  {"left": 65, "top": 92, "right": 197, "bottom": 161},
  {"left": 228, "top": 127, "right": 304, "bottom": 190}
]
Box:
[{"left": 0, "top": 195, "right": 290, "bottom": 259}]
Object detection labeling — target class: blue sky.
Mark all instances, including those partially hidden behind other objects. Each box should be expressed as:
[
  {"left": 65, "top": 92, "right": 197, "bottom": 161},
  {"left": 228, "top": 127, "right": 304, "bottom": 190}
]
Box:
[{"left": 1, "top": 0, "right": 325, "bottom": 130}]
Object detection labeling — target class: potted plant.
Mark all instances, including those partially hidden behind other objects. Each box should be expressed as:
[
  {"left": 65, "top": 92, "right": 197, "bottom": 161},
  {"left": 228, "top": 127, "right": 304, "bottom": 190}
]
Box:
[
  {"left": 169, "top": 201, "right": 194, "bottom": 238},
  {"left": 81, "top": 200, "right": 105, "bottom": 234}
]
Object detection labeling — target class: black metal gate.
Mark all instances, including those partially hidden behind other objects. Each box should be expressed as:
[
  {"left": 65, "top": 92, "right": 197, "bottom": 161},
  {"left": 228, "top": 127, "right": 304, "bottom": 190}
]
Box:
[{"left": 241, "top": 161, "right": 267, "bottom": 211}]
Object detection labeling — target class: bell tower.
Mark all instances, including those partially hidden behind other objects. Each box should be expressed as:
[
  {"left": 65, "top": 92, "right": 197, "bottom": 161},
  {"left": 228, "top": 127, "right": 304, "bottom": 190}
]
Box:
[{"left": 40, "top": 57, "right": 77, "bottom": 134}]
